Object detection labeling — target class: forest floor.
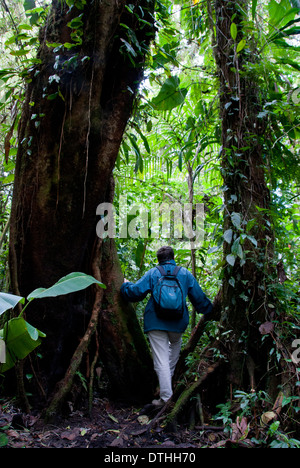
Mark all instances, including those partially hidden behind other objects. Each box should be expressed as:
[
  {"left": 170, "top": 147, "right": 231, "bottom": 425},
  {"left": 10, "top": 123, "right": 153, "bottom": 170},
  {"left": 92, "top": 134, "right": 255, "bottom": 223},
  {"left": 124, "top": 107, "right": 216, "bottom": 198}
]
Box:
[{"left": 0, "top": 396, "right": 231, "bottom": 449}]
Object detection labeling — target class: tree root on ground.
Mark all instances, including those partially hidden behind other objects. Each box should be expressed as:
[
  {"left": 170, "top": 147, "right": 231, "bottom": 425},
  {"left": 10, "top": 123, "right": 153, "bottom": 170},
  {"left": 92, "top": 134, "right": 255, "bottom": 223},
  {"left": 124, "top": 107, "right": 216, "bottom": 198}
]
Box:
[
  {"left": 174, "top": 290, "right": 222, "bottom": 381},
  {"left": 165, "top": 362, "right": 220, "bottom": 429},
  {"left": 143, "top": 361, "right": 220, "bottom": 434}
]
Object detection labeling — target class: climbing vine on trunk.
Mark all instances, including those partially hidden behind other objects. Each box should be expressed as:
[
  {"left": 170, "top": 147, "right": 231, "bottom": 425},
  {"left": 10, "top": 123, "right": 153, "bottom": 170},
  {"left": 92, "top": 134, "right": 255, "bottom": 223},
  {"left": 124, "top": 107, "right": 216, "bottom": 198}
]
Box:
[{"left": 214, "top": 0, "right": 277, "bottom": 390}]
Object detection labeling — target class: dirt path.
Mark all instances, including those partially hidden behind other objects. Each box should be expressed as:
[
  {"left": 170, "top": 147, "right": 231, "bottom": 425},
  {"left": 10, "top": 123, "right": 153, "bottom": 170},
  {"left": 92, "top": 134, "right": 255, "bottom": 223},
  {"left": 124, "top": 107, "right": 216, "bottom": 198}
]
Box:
[{"left": 1, "top": 397, "right": 227, "bottom": 449}]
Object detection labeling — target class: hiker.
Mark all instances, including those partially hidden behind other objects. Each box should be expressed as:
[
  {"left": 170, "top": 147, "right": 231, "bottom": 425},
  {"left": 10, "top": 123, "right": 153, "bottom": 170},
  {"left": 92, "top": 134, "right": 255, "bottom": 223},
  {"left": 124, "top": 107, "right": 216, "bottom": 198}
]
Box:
[{"left": 121, "top": 245, "right": 213, "bottom": 406}]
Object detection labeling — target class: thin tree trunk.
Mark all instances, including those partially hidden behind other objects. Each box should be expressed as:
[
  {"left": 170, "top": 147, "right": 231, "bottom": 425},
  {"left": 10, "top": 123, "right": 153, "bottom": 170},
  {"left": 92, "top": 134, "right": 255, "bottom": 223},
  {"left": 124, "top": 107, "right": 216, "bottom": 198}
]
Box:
[{"left": 187, "top": 162, "right": 197, "bottom": 329}]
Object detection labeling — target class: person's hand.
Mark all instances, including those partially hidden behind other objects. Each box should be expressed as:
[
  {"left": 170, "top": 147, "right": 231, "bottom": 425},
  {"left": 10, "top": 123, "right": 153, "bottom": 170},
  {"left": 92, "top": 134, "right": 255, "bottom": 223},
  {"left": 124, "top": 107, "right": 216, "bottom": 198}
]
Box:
[{"left": 123, "top": 278, "right": 129, "bottom": 283}]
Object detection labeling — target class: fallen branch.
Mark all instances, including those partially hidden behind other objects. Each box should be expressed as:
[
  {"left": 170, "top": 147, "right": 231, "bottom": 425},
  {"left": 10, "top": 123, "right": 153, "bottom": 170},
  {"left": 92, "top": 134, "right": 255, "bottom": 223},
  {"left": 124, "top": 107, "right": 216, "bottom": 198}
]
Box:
[
  {"left": 165, "top": 362, "right": 220, "bottom": 428},
  {"left": 144, "top": 362, "right": 221, "bottom": 434},
  {"left": 174, "top": 290, "right": 222, "bottom": 381},
  {"left": 194, "top": 425, "right": 225, "bottom": 431},
  {"left": 89, "top": 330, "right": 99, "bottom": 417}
]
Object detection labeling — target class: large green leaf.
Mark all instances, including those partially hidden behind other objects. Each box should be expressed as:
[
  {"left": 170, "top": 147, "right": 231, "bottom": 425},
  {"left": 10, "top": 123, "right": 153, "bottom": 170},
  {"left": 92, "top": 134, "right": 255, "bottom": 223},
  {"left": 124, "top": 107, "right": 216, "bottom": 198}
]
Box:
[
  {"left": 230, "top": 23, "right": 238, "bottom": 41},
  {"left": 152, "top": 42, "right": 179, "bottom": 69},
  {"left": 0, "top": 317, "right": 46, "bottom": 372},
  {"left": 231, "top": 212, "right": 242, "bottom": 230},
  {"left": 268, "top": 0, "right": 299, "bottom": 28},
  {"left": 151, "top": 76, "right": 188, "bottom": 111},
  {"left": 252, "top": 0, "right": 258, "bottom": 19},
  {"left": 0, "top": 293, "right": 24, "bottom": 316},
  {"left": 27, "top": 272, "right": 106, "bottom": 301}
]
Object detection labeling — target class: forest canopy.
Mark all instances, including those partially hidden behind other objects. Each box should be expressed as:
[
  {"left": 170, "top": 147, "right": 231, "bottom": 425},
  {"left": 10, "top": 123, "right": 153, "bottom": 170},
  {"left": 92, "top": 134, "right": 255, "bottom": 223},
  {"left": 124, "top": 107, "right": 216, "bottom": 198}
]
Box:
[{"left": 0, "top": 0, "right": 299, "bottom": 448}]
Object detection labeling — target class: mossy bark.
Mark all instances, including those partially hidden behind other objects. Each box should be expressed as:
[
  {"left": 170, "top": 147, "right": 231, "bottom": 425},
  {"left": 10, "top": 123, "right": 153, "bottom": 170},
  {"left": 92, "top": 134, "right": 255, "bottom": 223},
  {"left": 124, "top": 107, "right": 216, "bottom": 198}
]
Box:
[
  {"left": 99, "top": 239, "right": 156, "bottom": 403},
  {"left": 214, "top": 0, "right": 276, "bottom": 390}
]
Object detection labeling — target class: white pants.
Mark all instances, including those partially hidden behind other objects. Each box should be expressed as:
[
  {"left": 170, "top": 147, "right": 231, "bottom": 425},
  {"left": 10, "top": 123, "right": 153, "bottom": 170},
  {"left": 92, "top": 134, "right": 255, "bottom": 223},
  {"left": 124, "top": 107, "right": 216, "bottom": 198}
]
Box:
[{"left": 148, "top": 330, "right": 182, "bottom": 402}]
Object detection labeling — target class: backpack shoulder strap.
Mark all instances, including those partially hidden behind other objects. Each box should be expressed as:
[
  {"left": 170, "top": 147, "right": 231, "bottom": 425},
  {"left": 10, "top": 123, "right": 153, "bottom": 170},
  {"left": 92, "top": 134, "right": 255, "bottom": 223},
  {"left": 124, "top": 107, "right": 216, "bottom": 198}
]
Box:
[
  {"left": 172, "top": 266, "right": 181, "bottom": 276},
  {"left": 156, "top": 265, "right": 181, "bottom": 276},
  {"left": 156, "top": 265, "right": 166, "bottom": 276}
]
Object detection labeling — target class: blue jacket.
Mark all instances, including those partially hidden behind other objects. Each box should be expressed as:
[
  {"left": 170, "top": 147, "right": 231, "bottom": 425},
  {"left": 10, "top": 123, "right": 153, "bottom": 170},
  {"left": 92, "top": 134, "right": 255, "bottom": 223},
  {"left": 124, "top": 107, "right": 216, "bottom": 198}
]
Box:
[{"left": 121, "top": 260, "right": 213, "bottom": 333}]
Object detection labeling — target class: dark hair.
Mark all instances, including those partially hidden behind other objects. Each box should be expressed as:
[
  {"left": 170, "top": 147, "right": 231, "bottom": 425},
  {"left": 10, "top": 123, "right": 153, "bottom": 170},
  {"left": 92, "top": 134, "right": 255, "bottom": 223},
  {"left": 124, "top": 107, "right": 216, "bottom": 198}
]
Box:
[{"left": 156, "top": 246, "right": 175, "bottom": 263}]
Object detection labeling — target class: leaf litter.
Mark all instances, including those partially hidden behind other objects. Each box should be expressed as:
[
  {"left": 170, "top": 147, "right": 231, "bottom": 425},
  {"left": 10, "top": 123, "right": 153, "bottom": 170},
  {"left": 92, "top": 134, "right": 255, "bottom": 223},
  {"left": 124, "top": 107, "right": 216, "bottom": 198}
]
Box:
[{"left": 0, "top": 396, "right": 253, "bottom": 448}]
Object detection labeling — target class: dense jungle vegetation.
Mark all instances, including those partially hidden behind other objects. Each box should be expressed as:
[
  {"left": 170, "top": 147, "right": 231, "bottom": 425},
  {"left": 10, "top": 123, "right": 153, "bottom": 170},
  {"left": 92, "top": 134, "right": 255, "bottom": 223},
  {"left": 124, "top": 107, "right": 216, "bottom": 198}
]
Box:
[{"left": 0, "top": 0, "right": 299, "bottom": 449}]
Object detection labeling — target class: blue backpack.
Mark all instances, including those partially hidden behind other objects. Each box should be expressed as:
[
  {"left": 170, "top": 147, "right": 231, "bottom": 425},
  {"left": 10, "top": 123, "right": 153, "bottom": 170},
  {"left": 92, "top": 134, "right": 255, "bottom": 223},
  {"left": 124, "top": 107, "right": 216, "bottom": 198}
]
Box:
[{"left": 152, "top": 265, "right": 185, "bottom": 321}]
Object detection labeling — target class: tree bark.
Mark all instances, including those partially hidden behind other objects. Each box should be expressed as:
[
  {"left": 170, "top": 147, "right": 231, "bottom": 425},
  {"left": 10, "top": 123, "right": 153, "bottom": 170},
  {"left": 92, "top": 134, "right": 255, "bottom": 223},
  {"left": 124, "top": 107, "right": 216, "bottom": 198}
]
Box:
[
  {"left": 98, "top": 239, "right": 156, "bottom": 403},
  {"left": 157, "top": 1, "right": 280, "bottom": 427},
  {"left": 214, "top": 0, "right": 276, "bottom": 390},
  {"left": 9, "top": 0, "right": 155, "bottom": 408}
]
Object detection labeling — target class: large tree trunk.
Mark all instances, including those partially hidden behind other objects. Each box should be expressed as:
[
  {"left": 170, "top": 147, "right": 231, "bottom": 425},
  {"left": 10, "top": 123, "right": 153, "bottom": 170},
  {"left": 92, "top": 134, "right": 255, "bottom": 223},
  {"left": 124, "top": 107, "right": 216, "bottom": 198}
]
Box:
[
  {"left": 214, "top": 0, "right": 276, "bottom": 391},
  {"left": 164, "top": 0, "right": 280, "bottom": 427},
  {"left": 9, "top": 0, "right": 155, "bottom": 409},
  {"left": 99, "top": 239, "right": 155, "bottom": 403}
]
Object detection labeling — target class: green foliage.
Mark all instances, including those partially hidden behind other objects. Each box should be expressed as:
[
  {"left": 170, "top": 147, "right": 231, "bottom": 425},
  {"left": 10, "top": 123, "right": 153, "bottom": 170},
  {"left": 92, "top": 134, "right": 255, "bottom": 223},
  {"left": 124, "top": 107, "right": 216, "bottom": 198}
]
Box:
[
  {"left": 113, "top": 1, "right": 300, "bottom": 440},
  {"left": 0, "top": 272, "right": 105, "bottom": 373},
  {"left": 0, "top": 0, "right": 299, "bottom": 436},
  {"left": 151, "top": 76, "right": 188, "bottom": 110},
  {"left": 0, "top": 317, "right": 46, "bottom": 373},
  {"left": 26, "top": 271, "right": 106, "bottom": 302},
  {"left": 214, "top": 390, "right": 300, "bottom": 447},
  {"left": 114, "top": 0, "right": 299, "bottom": 345},
  {"left": 0, "top": 427, "right": 9, "bottom": 447},
  {"left": 0, "top": 292, "right": 24, "bottom": 314},
  {"left": 0, "top": 1, "right": 51, "bottom": 290}
]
